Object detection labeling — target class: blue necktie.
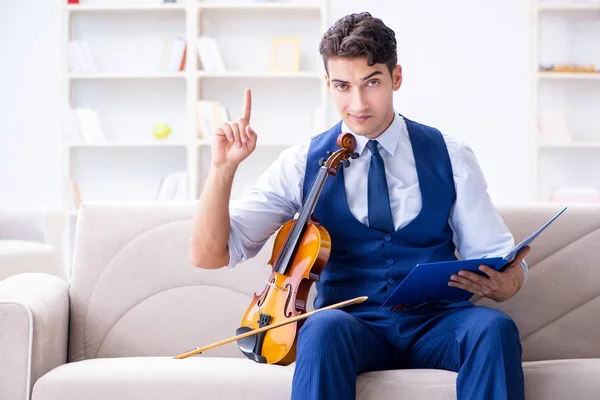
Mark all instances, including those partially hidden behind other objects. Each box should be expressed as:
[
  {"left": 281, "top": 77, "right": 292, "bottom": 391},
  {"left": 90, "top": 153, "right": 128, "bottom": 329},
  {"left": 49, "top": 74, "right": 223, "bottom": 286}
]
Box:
[{"left": 367, "top": 140, "right": 394, "bottom": 233}]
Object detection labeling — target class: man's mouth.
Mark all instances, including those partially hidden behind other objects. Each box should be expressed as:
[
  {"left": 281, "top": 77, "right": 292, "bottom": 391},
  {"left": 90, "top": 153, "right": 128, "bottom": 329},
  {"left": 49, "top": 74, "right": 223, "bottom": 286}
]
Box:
[{"left": 350, "top": 115, "right": 372, "bottom": 123}]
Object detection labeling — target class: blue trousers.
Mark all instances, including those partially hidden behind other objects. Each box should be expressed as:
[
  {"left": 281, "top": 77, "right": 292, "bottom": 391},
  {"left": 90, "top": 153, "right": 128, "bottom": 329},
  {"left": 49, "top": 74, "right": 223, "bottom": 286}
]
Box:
[{"left": 291, "top": 302, "right": 524, "bottom": 400}]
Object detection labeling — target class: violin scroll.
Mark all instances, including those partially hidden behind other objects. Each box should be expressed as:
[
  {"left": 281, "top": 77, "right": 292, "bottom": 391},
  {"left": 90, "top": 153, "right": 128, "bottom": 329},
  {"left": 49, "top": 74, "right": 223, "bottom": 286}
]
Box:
[{"left": 321, "top": 133, "right": 359, "bottom": 175}]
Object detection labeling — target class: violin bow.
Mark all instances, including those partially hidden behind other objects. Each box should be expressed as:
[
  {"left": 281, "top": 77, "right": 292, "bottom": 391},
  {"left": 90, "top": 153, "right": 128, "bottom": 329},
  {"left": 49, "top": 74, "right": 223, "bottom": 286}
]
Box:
[{"left": 174, "top": 295, "right": 368, "bottom": 359}]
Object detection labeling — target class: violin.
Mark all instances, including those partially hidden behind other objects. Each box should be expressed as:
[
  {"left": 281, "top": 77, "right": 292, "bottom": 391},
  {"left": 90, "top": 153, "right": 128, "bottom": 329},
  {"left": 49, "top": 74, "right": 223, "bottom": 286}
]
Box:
[
  {"left": 235, "top": 132, "right": 359, "bottom": 365},
  {"left": 174, "top": 133, "right": 360, "bottom": 363}
]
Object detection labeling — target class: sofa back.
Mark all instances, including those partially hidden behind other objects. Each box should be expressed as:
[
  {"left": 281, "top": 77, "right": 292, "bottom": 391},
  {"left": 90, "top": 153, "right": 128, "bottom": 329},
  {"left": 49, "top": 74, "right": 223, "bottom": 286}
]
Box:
[
  {"left": 474, "top": 204, "right": 600, "bottom": 362},
  {"left": 68, "top": 202, "right": 600, "bottom": 363}
]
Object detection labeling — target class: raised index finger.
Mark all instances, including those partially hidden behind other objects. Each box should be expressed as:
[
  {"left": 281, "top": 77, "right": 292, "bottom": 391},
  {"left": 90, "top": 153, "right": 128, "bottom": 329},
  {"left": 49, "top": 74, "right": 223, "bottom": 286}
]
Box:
[{"left": 243, "top": 88, "right": 252, "bottom": 123}]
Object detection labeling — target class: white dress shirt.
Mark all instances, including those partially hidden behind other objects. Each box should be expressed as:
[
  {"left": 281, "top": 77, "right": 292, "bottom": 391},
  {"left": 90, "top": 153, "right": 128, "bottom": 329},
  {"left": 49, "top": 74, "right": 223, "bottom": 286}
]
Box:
[{"left": 227, "top": 113, "right": 527, "bottom": 278}]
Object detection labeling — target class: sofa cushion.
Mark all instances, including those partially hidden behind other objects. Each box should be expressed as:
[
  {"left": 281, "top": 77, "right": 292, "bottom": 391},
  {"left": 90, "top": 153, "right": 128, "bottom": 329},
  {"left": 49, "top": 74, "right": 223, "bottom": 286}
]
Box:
[
  {"left": 523, "top": 359, "right": 600, "bottom": 399},
  {"left": 31, "top": 357, "right": 600, "bottom": 400},
  {"left": 32, "top": 356, "right": 457, "bottom": 400},
  {"left": 357, "top": 368, "right": 456, "bottom": 399},
  {"left": 32, "top": 357, "right": 293, "bottom": 400}
]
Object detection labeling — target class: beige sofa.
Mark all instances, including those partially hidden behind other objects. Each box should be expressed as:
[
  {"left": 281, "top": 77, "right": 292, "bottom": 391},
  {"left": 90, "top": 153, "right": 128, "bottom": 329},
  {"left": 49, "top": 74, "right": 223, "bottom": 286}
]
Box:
[{"left": 1, "top": 202, "right": 600, "bottom": 400}]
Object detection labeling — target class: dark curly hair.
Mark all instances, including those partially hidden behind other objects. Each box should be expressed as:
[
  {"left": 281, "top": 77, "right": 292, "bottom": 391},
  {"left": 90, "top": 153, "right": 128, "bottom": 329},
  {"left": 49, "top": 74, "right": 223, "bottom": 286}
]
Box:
[{"left": 319, "top": 12, "right": 398, "bottom": 75}]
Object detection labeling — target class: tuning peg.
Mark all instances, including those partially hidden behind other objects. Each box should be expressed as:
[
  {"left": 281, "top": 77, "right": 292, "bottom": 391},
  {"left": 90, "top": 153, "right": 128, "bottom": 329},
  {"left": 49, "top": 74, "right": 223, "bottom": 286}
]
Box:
[
  {"left": 326, "top": 151, "right": 333, "bottom": 156},
  {"left": 318, "top": 158, "right": 325, "bottom": 166},
  {"left": 350, "top": 152, "right": 359, "bottom": 159},
  {"left": 342, "top": 159, "right": 350, "bottom": 168}
]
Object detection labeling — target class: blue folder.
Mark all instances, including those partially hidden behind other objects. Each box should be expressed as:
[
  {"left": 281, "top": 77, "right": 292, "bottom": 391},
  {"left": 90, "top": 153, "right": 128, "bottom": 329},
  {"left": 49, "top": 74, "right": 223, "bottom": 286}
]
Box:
[{"left": 381, "top": 207, "right": 567, "bottom": 308}]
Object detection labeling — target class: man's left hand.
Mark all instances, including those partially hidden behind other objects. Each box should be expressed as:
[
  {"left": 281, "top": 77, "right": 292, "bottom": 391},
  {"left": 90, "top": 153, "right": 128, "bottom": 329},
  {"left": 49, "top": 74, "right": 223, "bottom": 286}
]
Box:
[{"left": 448, "top": 246, "right": 531, "bottom": 302}]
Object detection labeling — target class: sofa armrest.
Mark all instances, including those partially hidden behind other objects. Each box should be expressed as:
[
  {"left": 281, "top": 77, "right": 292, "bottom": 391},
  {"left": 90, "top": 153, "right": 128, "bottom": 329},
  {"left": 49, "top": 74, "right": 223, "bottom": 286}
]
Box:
[{"left": 0, "top": 273, "right": 69, "bottom": 400}]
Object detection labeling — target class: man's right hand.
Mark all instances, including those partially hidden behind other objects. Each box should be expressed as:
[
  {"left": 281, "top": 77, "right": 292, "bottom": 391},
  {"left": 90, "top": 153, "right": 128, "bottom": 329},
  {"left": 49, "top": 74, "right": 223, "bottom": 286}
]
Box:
[{"left": 212, "top": 88, "right": 257, "bottom": 168}]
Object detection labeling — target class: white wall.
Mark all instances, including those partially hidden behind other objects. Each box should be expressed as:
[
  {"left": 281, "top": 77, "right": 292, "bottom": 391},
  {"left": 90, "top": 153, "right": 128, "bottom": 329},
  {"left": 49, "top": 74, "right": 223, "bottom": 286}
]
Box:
[
  {"left": 328, "top": 0, "right": 533, "bottom": 204},
  {"left": 0, "top": 0, "right": 533, "bottom": 210},
  {"left": 0, "top": 0, "right": 63, "bottom": 209}
]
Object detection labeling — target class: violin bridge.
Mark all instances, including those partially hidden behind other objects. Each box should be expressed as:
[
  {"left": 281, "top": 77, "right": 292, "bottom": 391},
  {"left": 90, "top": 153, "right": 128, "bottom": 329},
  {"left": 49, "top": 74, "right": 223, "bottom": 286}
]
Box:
[{"left": 265, "top": 280, "right": 286, "bottom": 291}]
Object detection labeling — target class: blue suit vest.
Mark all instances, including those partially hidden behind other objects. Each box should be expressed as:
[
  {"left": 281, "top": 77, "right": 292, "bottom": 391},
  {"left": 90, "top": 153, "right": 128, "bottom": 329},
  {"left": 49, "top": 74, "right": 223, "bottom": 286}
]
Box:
[{"left": 302, "top": 116, "right": 457, "bottom": 309}]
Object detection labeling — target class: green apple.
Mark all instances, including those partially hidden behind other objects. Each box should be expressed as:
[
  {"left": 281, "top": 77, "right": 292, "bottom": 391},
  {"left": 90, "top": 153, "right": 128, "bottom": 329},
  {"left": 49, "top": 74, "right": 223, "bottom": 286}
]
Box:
[{"left": 153, "top": 122, "right": 172, "bottom": 140}]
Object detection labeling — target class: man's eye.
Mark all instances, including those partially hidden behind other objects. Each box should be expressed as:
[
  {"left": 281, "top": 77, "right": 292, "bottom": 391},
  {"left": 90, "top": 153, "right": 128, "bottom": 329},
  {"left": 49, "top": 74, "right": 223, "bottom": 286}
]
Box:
[
  {"left": 335, "top": 84, "right": 348, "bottom": 91},
  {"left": 367, "top": 80, "right": 379, "bottom": 87}
]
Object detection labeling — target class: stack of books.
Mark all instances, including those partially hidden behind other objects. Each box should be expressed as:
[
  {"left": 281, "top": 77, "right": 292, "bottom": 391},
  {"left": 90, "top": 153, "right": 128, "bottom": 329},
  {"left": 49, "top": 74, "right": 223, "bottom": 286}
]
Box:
[{"left": 160, "top": 37, "right": 187, "bottom": 72}]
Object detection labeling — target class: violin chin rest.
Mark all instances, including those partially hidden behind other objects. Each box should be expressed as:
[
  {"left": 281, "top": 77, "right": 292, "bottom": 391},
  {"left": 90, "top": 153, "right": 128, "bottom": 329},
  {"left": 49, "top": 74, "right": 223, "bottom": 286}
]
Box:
[{"left": 236, "top": 326, "right": 267, "bottom": 364}]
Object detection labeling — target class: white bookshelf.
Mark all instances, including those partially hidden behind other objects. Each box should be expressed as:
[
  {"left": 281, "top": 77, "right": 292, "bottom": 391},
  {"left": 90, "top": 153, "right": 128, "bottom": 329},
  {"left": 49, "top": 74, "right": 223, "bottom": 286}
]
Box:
[
  {"left": 196, "top": 71, "right": 323, "bottom": 78},
  {"left": 198, "top": 2, "right": 323, "bottom": 10},
  {"left": 531, "top": 0, "right": 600, "bottom": 203},
  {"left": 538, "top": 3, "right": 600, "bottom": 11},
  {"left": 538, "top": 71, "right": 600, "bottom": 80},
  {"left": 68, "top": 72, "right": 187, "bottom": 79},
  {"left": 66, "top": 4, "right": 187, "bottom": 12},
  {"left": 67, "top": 142, "right": 188, "bottom": 148},
  {"left": 61, "top": 0, "right": 329, "bottom": 269}
]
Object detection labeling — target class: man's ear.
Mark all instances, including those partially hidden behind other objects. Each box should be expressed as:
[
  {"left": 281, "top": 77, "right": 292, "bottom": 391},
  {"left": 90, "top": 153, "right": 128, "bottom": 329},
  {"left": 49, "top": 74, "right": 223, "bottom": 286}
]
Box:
[
  {"left": 392, "top": 65, "right": 403, "bottom": 91},
  {"left": 324, "top": 72, "right": 331, "bottom": 94}
]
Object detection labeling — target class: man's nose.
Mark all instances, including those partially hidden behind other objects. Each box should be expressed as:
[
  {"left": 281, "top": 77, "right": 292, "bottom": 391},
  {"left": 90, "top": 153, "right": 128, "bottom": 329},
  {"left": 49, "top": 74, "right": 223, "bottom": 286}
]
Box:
[{"left": 350, "top": 88, "right": 368, "bottom": 113}]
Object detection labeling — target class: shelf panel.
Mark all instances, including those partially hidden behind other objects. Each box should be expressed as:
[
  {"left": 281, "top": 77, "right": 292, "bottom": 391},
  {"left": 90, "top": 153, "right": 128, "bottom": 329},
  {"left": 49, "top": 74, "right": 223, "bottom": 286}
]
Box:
[
  {"left": 67, "top": 142, "right": 187, "bottom": 149},
  {"left": 68, "top": 73, "right": 186, "bottom": 80},
  {"left": 538, "top": 72, "right": 600, "bottom": 80},
  {"left": 66, "top": 4, "right": 186, "bottom": 12},
  {"left": 196, "top": 140, "right": 295, "bottom": 147},
  {"left": 538, "top": 4, "right": 600, "bottom": 11},
  {"left": 198, "top": 2, "right": 322, "bottom": 11},
  {"left": 197, "top": 71, "right": 323, "bottom": 79},
  {"left": 539, "top": 142, "right": 600, "bottom": 149}
]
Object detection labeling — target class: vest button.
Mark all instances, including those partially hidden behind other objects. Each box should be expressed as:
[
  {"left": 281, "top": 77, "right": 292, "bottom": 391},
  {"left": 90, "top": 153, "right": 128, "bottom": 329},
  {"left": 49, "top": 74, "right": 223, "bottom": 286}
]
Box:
[
  {"left": 384, "top": 235, "right": 391, "bottom": 242},
  {"left": 386, "top": 259, "right": 394, "bottom": 265},
  {"left": 388, "top": 278, "right": 395, "bottom": 285}
]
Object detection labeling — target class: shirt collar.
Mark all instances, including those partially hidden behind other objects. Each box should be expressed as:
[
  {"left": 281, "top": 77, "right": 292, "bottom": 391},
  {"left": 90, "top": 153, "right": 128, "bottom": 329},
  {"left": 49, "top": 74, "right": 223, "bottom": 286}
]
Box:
[{"left": 341, "top": 112, "right": 403, "bottom": 157}]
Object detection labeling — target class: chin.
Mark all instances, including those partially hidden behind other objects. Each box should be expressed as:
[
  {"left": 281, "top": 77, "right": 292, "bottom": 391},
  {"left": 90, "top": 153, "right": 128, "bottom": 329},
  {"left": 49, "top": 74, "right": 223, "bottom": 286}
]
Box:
[
  {"left": 343, "top": 120, "right": 370, "bottom": 137},
  {"left": 348, "top": 125, "right": 375, "bottom": 138}
]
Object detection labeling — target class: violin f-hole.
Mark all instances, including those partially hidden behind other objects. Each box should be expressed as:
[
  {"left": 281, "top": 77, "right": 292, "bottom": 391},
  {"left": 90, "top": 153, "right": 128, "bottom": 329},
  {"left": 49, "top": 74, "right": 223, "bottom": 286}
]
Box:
[
  {"left": 284, "top": 283, "right": 294, "bottom": 318},
  {"left": 257, "top": 277, "right": 276, "bottom": 307}
]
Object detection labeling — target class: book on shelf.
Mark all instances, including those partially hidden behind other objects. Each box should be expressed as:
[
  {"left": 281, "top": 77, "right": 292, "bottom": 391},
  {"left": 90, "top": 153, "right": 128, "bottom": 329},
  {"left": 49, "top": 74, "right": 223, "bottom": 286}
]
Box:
[
  {"left": 156, "top": 171, "right": 188, "bottom": 201},
  {"left": 160, "top": 37, "right": 187, "bottom": 73},
  {"left": 66, "top": 40, "right": 97, "bottom": 73},
  {"left": 197, "top": 100, "right": 229, "bottom": 139},
  {"left": 64, "top": 107, "right": 107, "bottom": 144},
  {"left": 196, "top": 36, "right": 226, "bottom": 73}
]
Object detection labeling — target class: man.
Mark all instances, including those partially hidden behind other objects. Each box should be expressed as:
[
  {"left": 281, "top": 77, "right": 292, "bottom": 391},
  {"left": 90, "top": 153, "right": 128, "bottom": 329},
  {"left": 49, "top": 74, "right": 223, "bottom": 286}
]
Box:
[{"left": 190, "top": 12, "right": 529, "bottom": 400}]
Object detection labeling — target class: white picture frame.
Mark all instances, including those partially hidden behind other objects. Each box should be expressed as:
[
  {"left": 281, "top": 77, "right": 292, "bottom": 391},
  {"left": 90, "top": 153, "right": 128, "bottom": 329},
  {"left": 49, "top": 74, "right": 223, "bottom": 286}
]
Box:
[{"left": 270, "top": 38, "right": 301, "bottom": 73}]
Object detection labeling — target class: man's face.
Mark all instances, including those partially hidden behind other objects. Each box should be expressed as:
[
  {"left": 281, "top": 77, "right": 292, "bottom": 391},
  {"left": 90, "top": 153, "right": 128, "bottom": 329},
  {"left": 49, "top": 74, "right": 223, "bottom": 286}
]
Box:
[{"left": 325, "top": 57, "right": 402, "bottom": 139}]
